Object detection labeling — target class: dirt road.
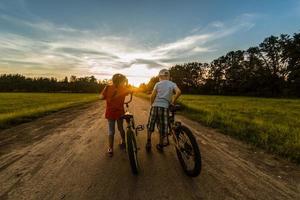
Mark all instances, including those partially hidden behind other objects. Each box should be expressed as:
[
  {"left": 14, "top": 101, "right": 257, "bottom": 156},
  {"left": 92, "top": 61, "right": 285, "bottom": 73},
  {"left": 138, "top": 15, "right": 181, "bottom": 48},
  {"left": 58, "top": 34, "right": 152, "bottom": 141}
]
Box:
[{"left": 0, "top": 97, "right": 299, "bottom": 200}]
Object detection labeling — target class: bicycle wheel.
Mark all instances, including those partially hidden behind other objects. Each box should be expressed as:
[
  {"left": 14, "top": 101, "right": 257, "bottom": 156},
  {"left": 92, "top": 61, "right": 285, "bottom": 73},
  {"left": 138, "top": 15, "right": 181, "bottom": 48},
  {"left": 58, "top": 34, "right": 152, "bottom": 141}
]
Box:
[
  {"left": 126, "top": 129, "right": 139, "bottom": 174},
  {"left": 175, "top": 125, "right": 201, "bottom": 177}
]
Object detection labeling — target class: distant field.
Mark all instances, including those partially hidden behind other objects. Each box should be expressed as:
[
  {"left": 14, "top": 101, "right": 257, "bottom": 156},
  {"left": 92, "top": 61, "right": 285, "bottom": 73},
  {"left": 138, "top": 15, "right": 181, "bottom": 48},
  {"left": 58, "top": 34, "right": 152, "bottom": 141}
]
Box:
[
  {"left": 136, "top": 93, "right": 300, "bottom": 162},
  {"left": 0, "top": 93, "right": 99, "bottom": 129}
]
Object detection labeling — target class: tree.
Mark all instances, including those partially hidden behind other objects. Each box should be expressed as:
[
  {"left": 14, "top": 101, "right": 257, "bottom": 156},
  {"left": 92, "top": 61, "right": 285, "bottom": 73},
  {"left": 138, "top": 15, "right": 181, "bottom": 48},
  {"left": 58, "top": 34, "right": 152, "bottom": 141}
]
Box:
[
  {"left": 207, "top": 56, "right": 227, "bottom": 94},
  {"left": 223, "top": 50, "right": 246, "bottom": 94},
  {"left": 283, "top": 33, "right": 300, "bottom": 96},
  {"left": 146, "top": 76, "right": 159, "bottom": 92},
  {"left": 169, "top": 63, "right": 207, "bottom": 93},
  {"left": 0, "top": 74, "right": 107, "bottom": 93},
  {"left": 257, "top": 35, "right": 287, "bottom": 95}
]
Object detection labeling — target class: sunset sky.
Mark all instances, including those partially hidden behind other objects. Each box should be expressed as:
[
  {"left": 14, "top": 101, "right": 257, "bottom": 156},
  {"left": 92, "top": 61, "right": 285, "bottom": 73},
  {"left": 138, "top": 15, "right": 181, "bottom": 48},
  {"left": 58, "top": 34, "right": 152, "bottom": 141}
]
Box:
[{"left": 0, "top": 0, "right": 300, "bottom": 86}]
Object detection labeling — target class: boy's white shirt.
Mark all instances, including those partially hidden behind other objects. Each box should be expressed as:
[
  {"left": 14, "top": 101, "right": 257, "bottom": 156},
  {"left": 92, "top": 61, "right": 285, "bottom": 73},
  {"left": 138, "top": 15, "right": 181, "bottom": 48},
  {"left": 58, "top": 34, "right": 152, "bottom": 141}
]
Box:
[{"left": 152, "top": 80, "right": 178, "bottom": 108}]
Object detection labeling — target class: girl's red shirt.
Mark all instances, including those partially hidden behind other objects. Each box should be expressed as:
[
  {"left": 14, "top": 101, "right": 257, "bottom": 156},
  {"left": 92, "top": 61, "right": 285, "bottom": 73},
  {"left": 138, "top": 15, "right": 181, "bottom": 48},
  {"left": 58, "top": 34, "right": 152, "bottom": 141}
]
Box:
[{"left": 102, "top": 85, "right": 130, "bottom": 120}]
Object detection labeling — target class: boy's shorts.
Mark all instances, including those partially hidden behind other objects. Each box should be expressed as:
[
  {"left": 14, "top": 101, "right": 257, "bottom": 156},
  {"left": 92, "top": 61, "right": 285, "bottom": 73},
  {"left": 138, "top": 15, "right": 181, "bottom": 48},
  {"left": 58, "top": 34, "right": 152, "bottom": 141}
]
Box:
[{"left": 147, "top": 106, "right": 169, "bottom": 136}]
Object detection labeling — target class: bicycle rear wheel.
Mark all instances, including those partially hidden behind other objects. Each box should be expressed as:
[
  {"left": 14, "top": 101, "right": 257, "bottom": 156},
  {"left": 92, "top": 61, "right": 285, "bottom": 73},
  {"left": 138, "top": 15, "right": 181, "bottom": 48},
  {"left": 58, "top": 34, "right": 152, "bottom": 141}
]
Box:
[
  {"left": 126, "top": 129, "right": 139, "bottom": 175},
  {"left": 175, "top": 125, "right": 201, "bottom": 177}
]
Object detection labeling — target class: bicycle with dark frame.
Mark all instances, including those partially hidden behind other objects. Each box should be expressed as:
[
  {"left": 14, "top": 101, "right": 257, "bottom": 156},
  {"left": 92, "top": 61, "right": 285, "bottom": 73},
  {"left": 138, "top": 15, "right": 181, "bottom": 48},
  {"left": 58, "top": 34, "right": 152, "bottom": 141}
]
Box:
[
  {"left": 158, "top": 104, "right": 202, "bottom": 177},
  {"left": 121, "top": 93, "right": 144, "bottom": 174}
]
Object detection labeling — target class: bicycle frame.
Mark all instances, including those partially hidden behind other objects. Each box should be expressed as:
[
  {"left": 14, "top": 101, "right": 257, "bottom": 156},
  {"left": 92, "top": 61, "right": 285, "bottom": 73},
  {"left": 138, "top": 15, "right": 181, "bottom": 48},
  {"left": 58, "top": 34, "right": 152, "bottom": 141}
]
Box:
[
  {"left": 122, "top": 93, "right": 144, "bottom": 174},
  {"left": 157, "top": 104, "right": 202, "bottom": 177},
  {"left": 123, "top": 93, "right": 144, "bottom": 135},
  {"left": 123, "top": 112, "right": 135, "bottom": 130},
  {"left": 168, "top": 106, "right": 183, "bottom": 149}
]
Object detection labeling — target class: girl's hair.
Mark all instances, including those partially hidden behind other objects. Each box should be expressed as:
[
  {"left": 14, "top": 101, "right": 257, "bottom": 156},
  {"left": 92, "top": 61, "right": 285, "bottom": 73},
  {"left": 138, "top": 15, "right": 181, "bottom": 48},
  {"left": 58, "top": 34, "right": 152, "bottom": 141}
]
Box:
[{"left": 112, "top": 73, "right": 127, "bottom": 87}]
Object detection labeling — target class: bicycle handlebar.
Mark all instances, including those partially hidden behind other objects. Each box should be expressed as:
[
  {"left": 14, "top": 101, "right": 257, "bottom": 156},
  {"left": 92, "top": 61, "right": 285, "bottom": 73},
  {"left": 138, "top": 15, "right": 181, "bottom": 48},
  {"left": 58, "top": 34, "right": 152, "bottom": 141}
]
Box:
[{"left": 169, "top": 104, "right": 181, "bottom": 113}]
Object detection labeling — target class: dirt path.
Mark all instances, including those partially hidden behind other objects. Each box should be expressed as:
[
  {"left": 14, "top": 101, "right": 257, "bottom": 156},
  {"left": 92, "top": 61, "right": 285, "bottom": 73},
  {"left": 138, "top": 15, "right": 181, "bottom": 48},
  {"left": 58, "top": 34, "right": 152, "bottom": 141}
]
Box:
[{"left": 0, "top": 97, "right": 299, "bottom": 200}]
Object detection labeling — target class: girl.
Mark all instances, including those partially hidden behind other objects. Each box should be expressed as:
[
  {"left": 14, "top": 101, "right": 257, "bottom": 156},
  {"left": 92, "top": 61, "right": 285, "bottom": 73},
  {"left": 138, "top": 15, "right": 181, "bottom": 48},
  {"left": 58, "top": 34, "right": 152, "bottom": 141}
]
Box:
[{"left": 100, "top": 74, "right": 131, "bottom": 157}]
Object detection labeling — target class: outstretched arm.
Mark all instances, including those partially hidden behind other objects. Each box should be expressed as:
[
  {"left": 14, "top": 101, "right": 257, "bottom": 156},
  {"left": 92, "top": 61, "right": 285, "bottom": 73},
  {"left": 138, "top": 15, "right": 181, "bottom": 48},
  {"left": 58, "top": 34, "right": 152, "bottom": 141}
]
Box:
[
  {"left": 99, "top": 86, "right": 107, "bottom": 100},
  {"left": 171, "top": 87, "right": 181, "bottom": 104}
]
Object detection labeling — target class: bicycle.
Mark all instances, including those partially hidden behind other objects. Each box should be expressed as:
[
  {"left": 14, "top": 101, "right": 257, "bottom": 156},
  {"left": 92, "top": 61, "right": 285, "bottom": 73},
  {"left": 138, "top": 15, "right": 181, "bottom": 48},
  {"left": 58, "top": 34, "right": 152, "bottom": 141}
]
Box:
[
  {"left": 122, "top": 93, "right": 144, "bottom": 175},
  {"left": 161, "top": 104, "right": 202, "bottom": 177}
]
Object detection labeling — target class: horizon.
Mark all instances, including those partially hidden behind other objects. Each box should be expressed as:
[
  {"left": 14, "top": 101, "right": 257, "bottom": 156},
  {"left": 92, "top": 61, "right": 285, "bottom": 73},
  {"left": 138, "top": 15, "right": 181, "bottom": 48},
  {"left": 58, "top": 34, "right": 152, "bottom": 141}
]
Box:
[{"left": 0, "top": 0, "right": 300, "bottom": 86}]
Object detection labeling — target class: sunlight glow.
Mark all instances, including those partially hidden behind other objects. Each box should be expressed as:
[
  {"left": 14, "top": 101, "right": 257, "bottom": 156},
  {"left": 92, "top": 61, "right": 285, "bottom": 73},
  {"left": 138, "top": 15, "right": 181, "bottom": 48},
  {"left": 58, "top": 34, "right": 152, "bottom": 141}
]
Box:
[
  {"left": 91, "top": 64, "right": 159, "bottom": 86},
  {"left": 122, "top": 64, "right": 159, "bottom": 86}
]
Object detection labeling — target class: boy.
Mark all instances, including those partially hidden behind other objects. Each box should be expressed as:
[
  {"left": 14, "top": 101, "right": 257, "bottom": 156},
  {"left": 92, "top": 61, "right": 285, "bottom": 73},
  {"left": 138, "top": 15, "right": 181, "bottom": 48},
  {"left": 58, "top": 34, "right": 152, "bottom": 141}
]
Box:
[
  {"left": 100, "top": 74, "right": 131, "bottom": 157},
  {"left": 146, "top": 69, "right": 181, "bottom": 152}
]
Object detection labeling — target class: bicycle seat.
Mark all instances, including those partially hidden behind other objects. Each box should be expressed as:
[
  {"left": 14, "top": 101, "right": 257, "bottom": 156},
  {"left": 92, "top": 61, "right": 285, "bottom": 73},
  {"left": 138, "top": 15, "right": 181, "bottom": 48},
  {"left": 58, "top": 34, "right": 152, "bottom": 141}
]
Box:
[
  {"left": 169, "top": 105, "right": 181, "bottom": 112},
  {"left": 122, "top": 112, "right": 133, "bottom": 120}
]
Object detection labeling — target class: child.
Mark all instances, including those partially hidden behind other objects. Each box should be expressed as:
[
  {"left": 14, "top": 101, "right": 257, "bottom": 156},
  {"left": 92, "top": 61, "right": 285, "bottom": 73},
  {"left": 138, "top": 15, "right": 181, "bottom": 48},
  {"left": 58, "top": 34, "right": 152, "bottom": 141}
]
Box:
[
  {"left": 100, "top": 73, "right": 131, "bottom": 157},
  {"left": 146, "top": 69, "right": 181, "bottom": 152}
]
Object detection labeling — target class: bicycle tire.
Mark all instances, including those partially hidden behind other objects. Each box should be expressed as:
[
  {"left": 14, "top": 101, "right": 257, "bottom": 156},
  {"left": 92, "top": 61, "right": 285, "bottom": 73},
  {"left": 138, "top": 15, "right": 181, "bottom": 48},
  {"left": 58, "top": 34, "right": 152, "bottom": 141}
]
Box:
[
  {"left": 175, "top": 125, "right": 202, "bottom": 177},
  {"left": 126, "top": 129, "right": 139, "bottom": 175}
]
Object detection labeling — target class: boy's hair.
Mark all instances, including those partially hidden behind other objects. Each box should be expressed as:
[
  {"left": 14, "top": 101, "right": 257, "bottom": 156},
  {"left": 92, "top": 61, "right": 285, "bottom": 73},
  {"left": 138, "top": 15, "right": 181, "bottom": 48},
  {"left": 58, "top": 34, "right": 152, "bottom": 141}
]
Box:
[{"left": 112, "top": 73, "right": 127, "bottom": 87}]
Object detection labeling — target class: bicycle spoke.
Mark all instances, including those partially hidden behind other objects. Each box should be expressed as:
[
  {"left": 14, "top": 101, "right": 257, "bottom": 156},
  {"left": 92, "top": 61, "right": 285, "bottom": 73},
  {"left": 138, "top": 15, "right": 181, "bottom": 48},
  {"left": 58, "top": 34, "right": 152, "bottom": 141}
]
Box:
[{"left": 177, "top": 131, "right": 197, "bottom": 171}]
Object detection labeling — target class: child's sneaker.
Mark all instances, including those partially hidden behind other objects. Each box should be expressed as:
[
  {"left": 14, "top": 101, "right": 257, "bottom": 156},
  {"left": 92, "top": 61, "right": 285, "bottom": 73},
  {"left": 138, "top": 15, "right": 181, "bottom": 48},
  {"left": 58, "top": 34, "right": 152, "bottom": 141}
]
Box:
[{"left": 107, "top": 148, "right": 113, "bottom": 157}]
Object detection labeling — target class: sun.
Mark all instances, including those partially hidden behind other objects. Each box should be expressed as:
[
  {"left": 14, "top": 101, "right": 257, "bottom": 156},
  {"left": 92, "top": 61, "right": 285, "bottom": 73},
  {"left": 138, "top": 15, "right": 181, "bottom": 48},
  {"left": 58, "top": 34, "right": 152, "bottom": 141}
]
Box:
[
  {"left": 90, "top": 64, "right": 161, "bottom": 87},
  {"left": 127, "top": 76, "right": 152, "bottom": 87},
  {"left": 121, "top": 64, "right": 159, "bottom": 87}
]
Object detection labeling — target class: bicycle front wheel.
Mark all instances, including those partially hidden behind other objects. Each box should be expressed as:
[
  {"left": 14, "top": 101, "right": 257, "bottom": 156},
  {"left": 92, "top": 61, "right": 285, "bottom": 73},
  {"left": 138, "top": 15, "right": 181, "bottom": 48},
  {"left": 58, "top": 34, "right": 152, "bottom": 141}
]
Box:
[
  {"left": 126, "top": 129, "right": 139, "bottom": 175},
  {"left": 175, "top": 125, "right": 202, "bottom": 177}
]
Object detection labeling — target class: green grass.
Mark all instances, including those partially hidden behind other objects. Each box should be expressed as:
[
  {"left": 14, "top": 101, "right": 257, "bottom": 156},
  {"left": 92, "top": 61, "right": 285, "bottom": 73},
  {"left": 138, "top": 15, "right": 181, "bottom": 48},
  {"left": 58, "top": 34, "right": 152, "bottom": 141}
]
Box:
[
  {"left": 0, "top": 93, "right": 99, "bottom": 128},
  {"left": 136, "top": 93, "right": 300, "bottom": 163}
]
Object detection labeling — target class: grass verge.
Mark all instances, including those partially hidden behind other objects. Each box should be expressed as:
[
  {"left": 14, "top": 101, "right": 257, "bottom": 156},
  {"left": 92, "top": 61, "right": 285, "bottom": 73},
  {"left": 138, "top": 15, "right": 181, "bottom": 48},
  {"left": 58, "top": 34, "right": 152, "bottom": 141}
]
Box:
[
  {"left": 0, "top": 93, "right": 99, "bottom": 129},
  {"left": 136, "top": 93, "right": 300, "bottom": 163}
]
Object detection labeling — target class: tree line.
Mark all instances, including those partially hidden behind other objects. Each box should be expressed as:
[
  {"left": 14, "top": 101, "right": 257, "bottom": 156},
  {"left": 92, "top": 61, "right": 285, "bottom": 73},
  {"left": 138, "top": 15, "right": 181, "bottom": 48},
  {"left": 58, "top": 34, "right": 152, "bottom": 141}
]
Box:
[
  {"left": 0, "top": 74, "right": 107, "bottom": 93},
  {"left": 140, "top": 32, "right": 300, "bottom": 97}
]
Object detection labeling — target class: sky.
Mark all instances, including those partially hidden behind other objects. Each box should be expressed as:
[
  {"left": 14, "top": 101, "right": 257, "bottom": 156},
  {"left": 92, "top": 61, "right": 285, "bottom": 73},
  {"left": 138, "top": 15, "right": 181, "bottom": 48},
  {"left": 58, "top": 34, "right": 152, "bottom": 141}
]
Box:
[{"left": 0, "top": 0, "right": 300, "bottom": 86}]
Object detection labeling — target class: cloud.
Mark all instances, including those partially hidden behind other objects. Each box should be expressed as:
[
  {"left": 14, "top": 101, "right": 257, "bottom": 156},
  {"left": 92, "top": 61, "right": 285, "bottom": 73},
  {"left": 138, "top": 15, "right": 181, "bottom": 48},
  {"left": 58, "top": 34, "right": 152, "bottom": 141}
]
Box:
[
  {"left": 0, "top": 14, "right": 88, "bottom": 35},
  {"left": 153, "top": 34, "right": 213, "bottom": 55},
  {"left": 0, "top": 12, "right": 257, "bottom": 82},
  {"left": 0, "top": 59, "right": 41, "bottom": 66},
  {"left": 211, "top": 21, "right": 225, "bottom": 28}
]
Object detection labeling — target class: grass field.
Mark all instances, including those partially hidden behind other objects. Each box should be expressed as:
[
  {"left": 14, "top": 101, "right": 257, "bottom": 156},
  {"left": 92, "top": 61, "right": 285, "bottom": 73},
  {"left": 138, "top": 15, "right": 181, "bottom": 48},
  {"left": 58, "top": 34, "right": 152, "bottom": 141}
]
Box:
[
  {"left": 136, "top": 93, "right": 300, "bottom": 163},
  {"left": 0, "top": 93, "right": 99, "bottom": 129}
]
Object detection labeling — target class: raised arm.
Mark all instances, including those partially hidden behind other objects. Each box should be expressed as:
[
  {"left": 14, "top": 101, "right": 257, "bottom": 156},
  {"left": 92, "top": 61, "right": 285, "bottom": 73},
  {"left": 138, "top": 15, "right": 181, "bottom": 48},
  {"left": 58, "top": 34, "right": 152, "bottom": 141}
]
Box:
[{"left": 99, "top": 86, "right": 108, "bottom": 100}]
